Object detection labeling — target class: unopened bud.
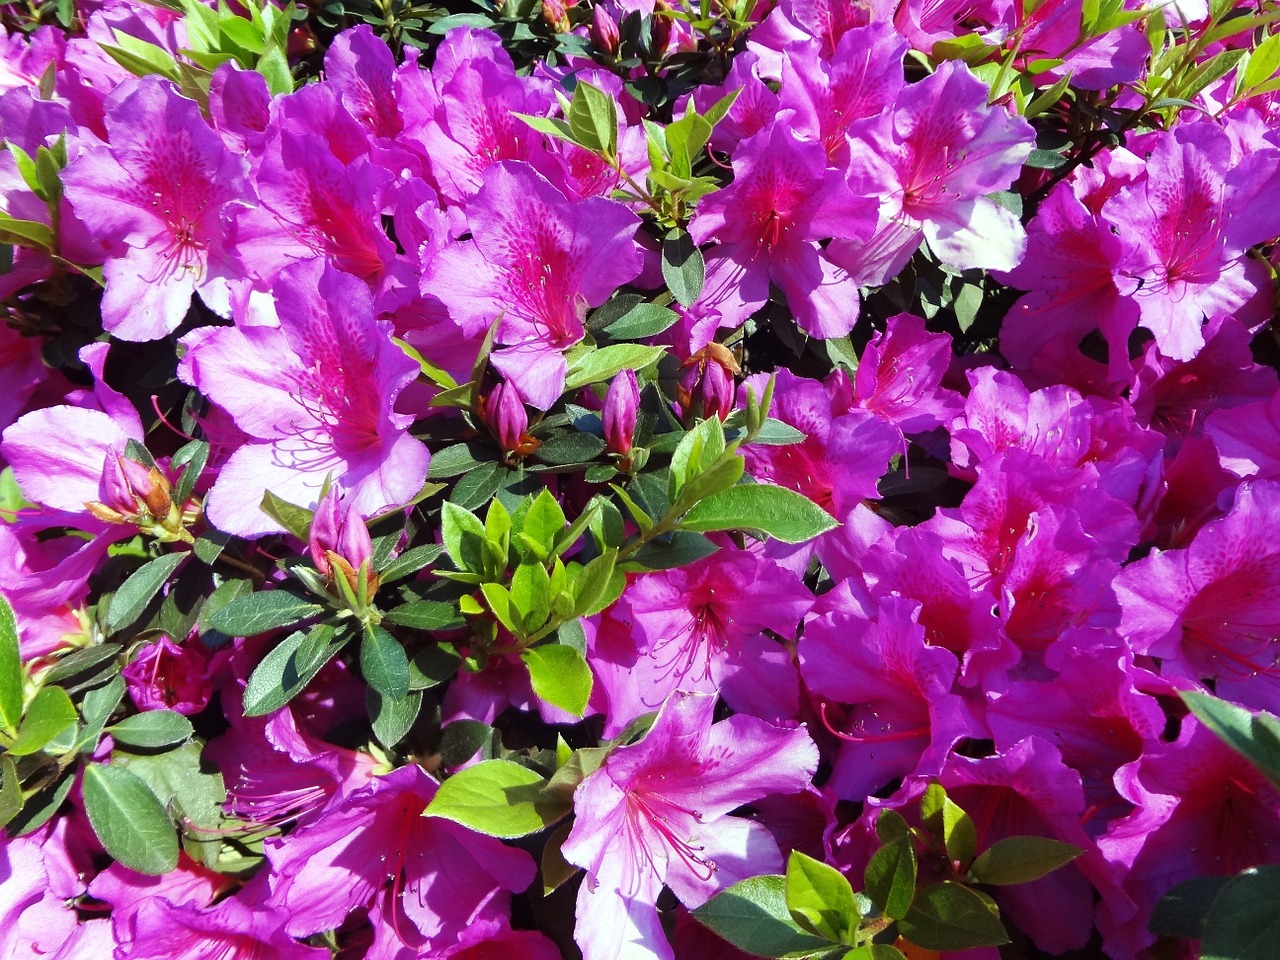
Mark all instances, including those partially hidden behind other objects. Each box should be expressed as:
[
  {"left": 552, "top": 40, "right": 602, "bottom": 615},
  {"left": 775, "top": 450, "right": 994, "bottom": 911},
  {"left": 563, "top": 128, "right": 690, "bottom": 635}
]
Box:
[
  {"left": 602, "top": 369, "right": 639, "bottom": 457},
  {"left": 488, "top": 381, "right": 538, "bottom": 456},
  {"left": 309, "top": 489, "right": 377, "bottom": 597},
  {"left": 542, "top": 0, "right": 571, "bottom": 32},
  {"left": 677, "top": 342, "right": 739, "bottom": 423},
  {"left": 591, "top": 6, "right": 620, "bottom": 55}
]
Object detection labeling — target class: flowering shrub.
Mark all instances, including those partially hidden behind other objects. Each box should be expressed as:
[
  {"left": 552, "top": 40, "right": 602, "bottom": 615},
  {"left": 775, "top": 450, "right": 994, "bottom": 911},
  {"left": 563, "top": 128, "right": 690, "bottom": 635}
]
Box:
[{"left": 1, "top": 0, "right": 1279, "bottom": 956}]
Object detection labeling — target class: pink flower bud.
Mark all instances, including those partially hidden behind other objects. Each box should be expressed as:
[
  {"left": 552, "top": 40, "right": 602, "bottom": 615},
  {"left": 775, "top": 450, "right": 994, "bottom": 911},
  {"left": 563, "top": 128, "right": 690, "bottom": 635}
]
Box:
[
  {"left": 309, "top": 489, "right": 375, "bottom": 594},
  {"left": 591, "top": 6, "right": 620, "bottom": 55},
  {"left": 488, "top": 381, "right": 530, "bottom": 454},
  {"left": 542, "top": 0, "right": 570, "bottom": 31},
  {"left": 603, "top": 369, "right": 639, "bottom": 456},
  {"left": 678, "top": 343, "right": 739, "bottom": 423}
]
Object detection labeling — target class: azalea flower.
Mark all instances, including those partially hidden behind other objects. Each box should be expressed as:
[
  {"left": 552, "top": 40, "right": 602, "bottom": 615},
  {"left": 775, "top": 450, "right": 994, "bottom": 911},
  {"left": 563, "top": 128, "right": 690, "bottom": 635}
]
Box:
[{"left": 562, "top": 690, "right": 818, "bottom": 960}]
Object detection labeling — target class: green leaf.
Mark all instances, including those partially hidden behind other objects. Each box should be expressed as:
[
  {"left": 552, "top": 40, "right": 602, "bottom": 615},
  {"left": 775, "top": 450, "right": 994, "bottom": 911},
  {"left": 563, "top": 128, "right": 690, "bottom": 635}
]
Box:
[
  {"left": 0, "top": 755, "right": 21, "bottom": 829},
  {"left": 242, "top": 622, "right": 344, "bottom": 716},
  {"left": 112, "top": 739, "right": 225, "bottom": 836},
  {"left": 361, "top": 625, "right": 410, "bottom": 700},
  {"left": 106, "top": 553, "right": 187, "bottom": 633},
  {"left": 567, "top": 80, "right": 618, "bottom": 157},
  {"left": 1244, "top": 33, "right": 1280, "bottom": 93},
  {"left": 680, "top": 484, "right": 840, "bottom": 544},
  {"left": 898, "top": 882, "right": 1009, "bottom": 951},
  {"left": 77, "top": 675, "right": 125, "bottom": 752},
  {"left": 0, "top": 212, "right": 54, "bottom": 250},
  {"left": 661, "top": 230, "right": 705, "bottom": 307},
  {"left": 669, "top": 415, "right": 725, "bottom": 503},
  {"left": 255, "top": 46, "right": 293, "bottom": 95},
  {"left": 107, "top": 710, "right": 194, "bottom": 749},
  {"left": 864, "top": 835, "right": 917, "bottom": 920},
  {"left": 1151, "top": 875, "right": 1233, "bottom": 939},
  {"left": 514, "top": 112, "right": 577, "bottom": 144},
  {"left": 510, "top": 563, "right": 553, "bottom": 630},
  {"left": 967, "top": 836, "right": 1081, "bottom": 886},
  {"left": 368, "top": 687, "right": 422, "bottom": 748},
  {"left": 573, "top": 550, "right": 620, "bottom": 616},
  {"left": 442, "top": 501, "right": 488, "bottom": 573},
  {"left": 1183, "top": 691, "right": 1280, "bottom": 788},
  {"left": 170, "top": 440, "right": 209, "bottom": 506},
  {"left": 920, "top": 783, "right": 977, "bottom": 866},
  {"left": 690, "top": 874, "right": 835, "bottom": 958},
  {"left": 6, "top": 686, "right": 78, "bottom": 756},
  {"left": 564, "top": 344, "right": 665, "bottom": 390},
  {"left": 425, "top": 758, "right": 570, "bottom": 837},
  {"left": 261, "top": 489, "right": 314, "bottom": 540},
  {"left": 81, "top": 763, "right": 179, "bottom": 875},
  {"left": 382, "top": 600, "right": 464, "bottom": 631},
  {"left": 408, "top": 643, "right": 462, "bottom": 690},
  {"left": 841, "top": 947, "right": 907, "bottom": 960},
  {"left": 521, "top": 644, "right": 593, "bottom": 717},
  {"left": 377, "top": 544, "right": 444, "bottom": 583},
  {"left": 207, "top": 590, "right": 325, "bottom": 637},
  {"left": 623, "top": 531, "right": 721, "bottom": 571},
  {"left": 598, "top": 302, "right": 680, "bottom": 340},
  {"left": 523, "top": 488, "right": 568, "bottom": 553},
  {"left": 1200, "top": 865, "right": 1280, "bottom": 960},
  {"left": 99, "top": 39, "right": 180, "bottom": 80},
  {"left": 786, "top": 850, "right": 860, "bottom": 943},
  {"left": 0, "top": 596, "right": 21, "bottom": 739}
]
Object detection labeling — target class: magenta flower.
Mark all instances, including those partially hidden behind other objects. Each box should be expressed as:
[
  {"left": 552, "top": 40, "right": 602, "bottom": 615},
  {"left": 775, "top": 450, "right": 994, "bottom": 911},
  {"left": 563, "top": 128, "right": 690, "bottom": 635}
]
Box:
[
  {"left": 264, "top": 764, "right": 535, "bottom": 949},
  {"left": 62, "top": 75, "right": 245, "bottom": 341},
  {"left": 562, "top": 690, "right": 818, "bottom": 960},
  {"left": 853, "top": 312, "right": 962, "bottom": 434},
  {"left": 425, "top": 162, "right": 642, "bottom": 409},
  {"left": 832, "top": 61, "right": 1034, "bottom": 281},
  {"left": 177, "top": 260, "right": 430, "bottom": 537},
  {"left": 1116, "top": 480, "right": 1280, "bottom": 685},
  {"left": 691, "top": 122, "right": 876, "bottom": 339},
  {"left": 122, "top": 634, "right": 227, "bottom": 716},
  {"left": 113, "top": 895, "right": 327, "bottom": 960}
]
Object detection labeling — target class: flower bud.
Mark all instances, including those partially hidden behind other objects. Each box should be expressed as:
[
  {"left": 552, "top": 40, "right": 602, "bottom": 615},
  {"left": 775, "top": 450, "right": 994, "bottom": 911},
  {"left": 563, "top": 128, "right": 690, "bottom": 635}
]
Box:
[
  {"left": 488, "top": 381, "right": 531, "bottom": 455},
  {"left": 591, "top": 6, "right": 620, "bottom": 55},
  {"left": 309, "top": 489, "right": 377, "bottom": 598},
  {"left": 87, "top": 452, "right": 179, "bottom": 538},
  {"left": 602, "top": 369, "right": 639, "bottom": 457},
  {"left": 542, "top": 0, "right": 571, "bottom": 31},
  {"left": 677, "top": 342, "right": 739, "bottom": 424}
]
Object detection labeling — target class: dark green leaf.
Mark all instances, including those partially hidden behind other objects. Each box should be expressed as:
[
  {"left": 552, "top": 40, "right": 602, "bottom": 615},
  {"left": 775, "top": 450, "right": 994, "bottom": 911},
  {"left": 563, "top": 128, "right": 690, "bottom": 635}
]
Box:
[
  {"left": 170, "top": 440, "right": 209, "bottom": 505},
  {"left": 968, "top": 836, "right": 1081, "bottom": 886},
  {"left": 361, "top": 625, "right": 410, "bottom": 700},
  {"left": 383, "top": 600, "right": 464, "bottom": 631},
  {"left": 428, "top": 443, "right": 488, "bottom": 479},
  {"left": 661, "top": 230, "right": 705, "bottom": 307},
  {"left": 534, "top": 431, "right": 608, "bottom": 467},
  {"left": 106, "top": 553, "right": 187, "bottom": 633},
  {"left": 786, "top": 849, "right": 860, "bottom": 943},
  {"left": 113, "top": 740, "right": 225, "bottom": 836},
  {"left": 261, "top": 489, "right": 314, "bottom": 540},
  {"left": 368, "top": 688, "right": 422, "bottom": 748},
  {"left": 1025, "top": 148, "right": 1067, "bottom": 169},
  {"left": 439, "top": 719, "right": 495, "bottom": 767},
  {"left": 77, "top": 676, "right": 125, "bottom": 753},
  {"left": 207, "top": 590, "right": 325, "bottom": 637},
  {"left": 0, "top": 596, "right": 21, "bottom": 739},
  {"left": 920, "top": 783, "right": 977, "bottom": 866},
  {"left": 898, "top": 882, "right": 1009, "bottom": 951},
  {"left": 42, "top": 643, "right": 121, "bottom": 688},
  {"left": 408, "top": 643, "right": 462, "bottom": 690},
  {"left": 377, "top": 544, "right": 444, "bottom": 583},
  {"left": 107, "top": 710, "right": 194, "bottom": 749},
  {"left": 680, "top": 484, "right": 839, "bottom": 544},
  {"left": 425, "top": 759, "right": 570, "bottom": 837},
  {"left": 690, "top": 874, "right": 834, "bottom": 958},
  {"left": 864, "top": 836, "right": 917, "bottom": 920},
  {"left": 522, "top": 644, "right": 593, "bottom": 717},
  {"left": 624, "top": 531, "right": 721, "bottom": 571},
  {"left": 449, "top": 462, "right": 505, "bottom": 513},
  {"left": 599, "top": 302, "right": 680, "bottom": 340},
  {"left": 82, "top": 763, "right": 179, "bottom": 875},
  {"left": 7, "top": 769, "right": 74, "bottom": 836},
  {"left": 242, "top": 622, "right": 344, "bottom": 716},
  {"left": 193, "top": 530, "right": 231, "bottom": 565},
  {"left": 1201, "top": 865, "right": 1280, "bottom": 960},
  {"left": 1151, "top": 875, "right": 1233, "bottom": 939}
]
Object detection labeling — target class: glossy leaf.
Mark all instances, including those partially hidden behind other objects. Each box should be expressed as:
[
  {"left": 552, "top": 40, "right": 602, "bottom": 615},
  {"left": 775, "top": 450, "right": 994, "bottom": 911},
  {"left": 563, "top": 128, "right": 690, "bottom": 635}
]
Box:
[
  {"left": 82, "top": 762, "right": 179, "bottom": 875},
  {"left": 425, "top": 759, "right": 570, "bottom": 838}
]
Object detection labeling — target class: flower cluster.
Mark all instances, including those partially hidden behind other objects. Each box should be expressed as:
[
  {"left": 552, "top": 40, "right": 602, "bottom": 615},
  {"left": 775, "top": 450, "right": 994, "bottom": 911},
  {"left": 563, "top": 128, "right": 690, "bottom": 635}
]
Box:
[{"left": 1, "top": 0, "right": 1279, "bottom": 957}]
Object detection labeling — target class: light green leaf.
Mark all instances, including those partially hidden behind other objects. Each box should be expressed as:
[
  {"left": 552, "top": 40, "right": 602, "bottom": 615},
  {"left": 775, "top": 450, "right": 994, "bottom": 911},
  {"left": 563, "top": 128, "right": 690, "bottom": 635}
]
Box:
[
  {"left": 564, "top": 344, "right": 665, "bottom": 390},
  {"left": 0, "top": 755, "right": 22, "bottom": 828},
  {"left": 442, "top": 501, "right": 488, "bottom": 573},
  {"left": 864, "top": 835, "right": 917, "bottom": 920},
  {"left": 425, "top": 758, "right": 570, "bottom": 837},
  {"left": 921, "top": 783, "right": 978, "bottom": 867},
  {"left": 260, "top": 489, "right": 314, "bottom": 540},
  {"left": 786, "top": 849, "right": 860, "bottom": 943},
  {"left": 567, "top": 80, "right": 618, "bottom": 157},
  {"left": 81, "top": 763, "right": 179, "bottom": 875},
  {"left": 680, "top": 484, "right": 840, "bottom": 543},
  {"left": 522, "top": 644, "right": 593, "bottom": 717},
  {"left": 0, "top": 596, "right": 21, "bottom": 739},
  {"left": 6, "top": 686, "right": 77, "bottom": 756}
]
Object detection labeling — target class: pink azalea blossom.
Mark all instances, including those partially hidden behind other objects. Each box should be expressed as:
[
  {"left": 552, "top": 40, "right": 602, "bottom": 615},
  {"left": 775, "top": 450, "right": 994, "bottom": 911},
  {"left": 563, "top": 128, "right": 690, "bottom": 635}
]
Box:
[
  {"left": 562, "top": 690, "right": 818, "bottom": 960},
  {"left": 178, "top": 260, "right": 430, "bottom": 536}
]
